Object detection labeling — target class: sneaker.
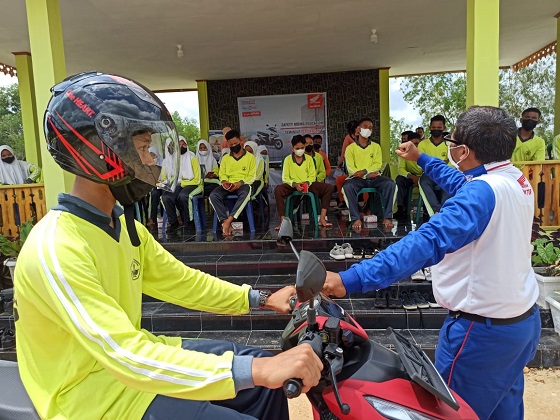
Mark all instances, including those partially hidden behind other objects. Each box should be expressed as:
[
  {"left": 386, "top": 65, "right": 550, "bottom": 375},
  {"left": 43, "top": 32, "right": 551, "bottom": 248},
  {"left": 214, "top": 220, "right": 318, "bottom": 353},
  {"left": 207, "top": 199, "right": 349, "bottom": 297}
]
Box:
[
  {"left": 409, "top": 289, "right": 430, "bottom": 309},
  {"left": 341, "top": 243, "right": 354, "bottom": 259},
  {"left": 423, "top": 291, "right": 441, "bottom": 308},
  {"left": 374, "top": 290, "right": 388, "bottom": 309},
  {"left": 0, "top": 328, "right": 15, "bottom": 350},
  {"left": 411, "top": 269, "right": 426, "bottom": 282},
  {"left": 329, "top": 244, "right": 346, "bottom": 260},
  {"left": 364, "top": 248, "right": 379, "bottom": 259},
  {"left": 424, "top": 267, "right": 433, "bottom": 282},
  {"left": 400, "top": 291, "right": 417, "bottom": 310},
  {"left": 353, "top": 248, "right": 364, "bottom": 259},
  {"left": 387, "top": 288, "right": 402, "bottom": 309},
  {"left": 1, "top": 298, "right": 13, "bottom": 316}
]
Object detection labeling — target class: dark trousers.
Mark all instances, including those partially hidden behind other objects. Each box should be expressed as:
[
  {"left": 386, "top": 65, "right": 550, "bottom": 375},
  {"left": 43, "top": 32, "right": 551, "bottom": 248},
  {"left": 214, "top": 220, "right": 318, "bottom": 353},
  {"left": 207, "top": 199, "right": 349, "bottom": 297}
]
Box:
[
  {"left": 395, "top": 175, "right": 414, "bottom": 208},
  {"left": 149, "top": 188, "right": 164, "bottom": 221},
  {"left": 209, "top": 184, "right": 252, "bottom": 222},
  {"left": 419, "top": 174, "right": 449, "bottom": 213},
  {"left": 274, "top": 182, "right": 333, "bottom": 218},
  {"left": 142, "top": 339, "right": 288, "bottom": 420},
  {"left": 162, "top": 185, "right": 199, "bottom": 225},
  {"left": 342, "top": 176, "right": 396, "bottom": 221}
]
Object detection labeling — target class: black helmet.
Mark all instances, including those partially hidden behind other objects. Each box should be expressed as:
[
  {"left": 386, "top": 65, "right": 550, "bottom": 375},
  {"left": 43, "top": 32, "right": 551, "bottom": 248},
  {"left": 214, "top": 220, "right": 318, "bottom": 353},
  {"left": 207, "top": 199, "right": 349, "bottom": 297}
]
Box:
[{"left": 44, "top": 71, "right": 179, "bottom": 206}]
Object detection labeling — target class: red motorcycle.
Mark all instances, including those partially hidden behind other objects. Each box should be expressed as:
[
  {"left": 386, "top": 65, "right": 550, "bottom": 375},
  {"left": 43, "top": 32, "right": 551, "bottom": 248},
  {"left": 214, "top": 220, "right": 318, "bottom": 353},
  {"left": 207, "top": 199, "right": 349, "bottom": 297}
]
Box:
[{"left": 277, "top": 219, "right": 478, "bottom": 420}]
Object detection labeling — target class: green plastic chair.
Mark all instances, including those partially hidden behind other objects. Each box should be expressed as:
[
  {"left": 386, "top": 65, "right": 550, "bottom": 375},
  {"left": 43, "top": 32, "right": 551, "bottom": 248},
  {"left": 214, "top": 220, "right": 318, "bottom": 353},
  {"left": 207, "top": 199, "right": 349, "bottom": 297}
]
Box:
[
  {"left": 285, "top": 191, "right": 319, "bottom": 226},
  {"left": 357, "top": 187, "right": 385, "bottom": 219}
]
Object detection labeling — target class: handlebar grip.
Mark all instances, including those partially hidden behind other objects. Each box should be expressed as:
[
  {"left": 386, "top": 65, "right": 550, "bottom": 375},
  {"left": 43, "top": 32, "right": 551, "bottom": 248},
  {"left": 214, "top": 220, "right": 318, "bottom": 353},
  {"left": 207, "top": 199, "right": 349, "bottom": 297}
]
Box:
[{"left": 283, "top": 378, "right": 302, "bottom": 399}]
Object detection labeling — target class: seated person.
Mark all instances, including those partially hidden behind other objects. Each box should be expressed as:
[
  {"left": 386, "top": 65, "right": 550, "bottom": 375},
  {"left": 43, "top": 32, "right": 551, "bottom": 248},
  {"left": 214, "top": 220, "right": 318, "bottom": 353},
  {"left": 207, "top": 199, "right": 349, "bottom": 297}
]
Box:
[
  {"left": 342, "top": 117, "right": 396, "bottom": 230},
  {"left": 146, "top": 146, "right": 164, "bottom": 228},
  {"left": 257, "top": 145, "right": 270, "bottom": 190},
  {"left": 304, "top": 135, "right": 326, "bottom": 182},
  {"left": 209, "top": 129, "right": 256, "bottom": 236},
  {"left": 313, "top": 134, "right": 331, "bottom": 177},
  {"left": 511, "top": 107, "right": 545, "bottom": 162},
  {"left": 417, "top": 115, "right": 450, "bottom": 214},
  {"left": 244, "top": 141, "right": 265, "bottom": 199},
  {"left": 221, "top": 126, "right": 245, "bottom": 150},
  {"left": 553, "top": 133, "right": 560, "bottom": 160},
  {"left": 394, "top": 132, "right": 422, "bottom": 221},
  {"left": 0, "top": 145, "right": 41, "bottom": 184},
  {"left": 162, "top": 136, "right": 203, "bottom": 233},
  {"left": 196, "top": 139, "right": 220, "bottom": 195},
  {"left": 274, "top": 135, "right": 333, "bottom": 230},
  {"left": 336, "top": 120, "right": 359, "bottom": 205}
]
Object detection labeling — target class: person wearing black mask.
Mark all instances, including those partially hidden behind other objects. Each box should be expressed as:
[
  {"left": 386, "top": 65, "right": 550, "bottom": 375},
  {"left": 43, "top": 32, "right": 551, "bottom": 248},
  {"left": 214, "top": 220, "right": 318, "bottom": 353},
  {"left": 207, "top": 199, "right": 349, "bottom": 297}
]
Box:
[
  {"left": 417, "top": 115, "right": 450, "bottom": 214},
  {"left": 209, "top": 129, "right": 256, "bottom": 236},
  {"left": 0, "top": 145, "right": 41, "bottom": 185},
  {"left": 511, "top": 107, "right": 545, "bottom": 162}
]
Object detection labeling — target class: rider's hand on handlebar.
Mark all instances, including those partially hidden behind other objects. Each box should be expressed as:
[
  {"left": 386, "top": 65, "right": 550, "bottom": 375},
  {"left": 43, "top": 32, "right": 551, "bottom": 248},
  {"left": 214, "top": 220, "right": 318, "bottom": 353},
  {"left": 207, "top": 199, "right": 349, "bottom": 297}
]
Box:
[
  {"left": 252, "top": 344, "right": 322, "bottom": 393},
  {"left": 265, "top": 285, "right": 296, "bottom": 314},
  {"left": 322, "top": 271, "right": 347, "bottom": 298}
]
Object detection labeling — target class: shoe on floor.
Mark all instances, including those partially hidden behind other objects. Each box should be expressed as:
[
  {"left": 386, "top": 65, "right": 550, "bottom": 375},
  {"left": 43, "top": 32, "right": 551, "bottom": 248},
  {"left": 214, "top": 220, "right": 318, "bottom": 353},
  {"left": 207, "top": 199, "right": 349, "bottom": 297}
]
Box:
[
  {"left": 0, "top": 298, "right": 13, "bottom": 316},
  {"left": 341, "top": 243, "right": 354, "bottom": 259},
  {"left": 424, "top": 267, "right": 433, "bottom": 281},
  {"left": 423, "top": 291, "right": 441, "bottom": 308},
  {"left": 409, "top": 289, "right": 430, "bottom": 309},
  {"left": 387, "top": 288, "right": 402, "bottom": 309},
  {"left": 400, "top": 291, "right": 417, "bottom": 310},
  {"left": 353, "top": 248, "right": 364, "bottom": 259},
  {"left": 0, "top": 328, "right": 15, "bottom": 350},
  {"left": 374, "top": 290, "right": 388, "bottom": 309},
  {"left": 411, "top": 269, "right": 426, "bottom": 282},
  {"left": 364, "top": 248, "right": 379, "bottom": 259},
  {"left": 329, "top": 244, "right": 346, "bottom": 260}
]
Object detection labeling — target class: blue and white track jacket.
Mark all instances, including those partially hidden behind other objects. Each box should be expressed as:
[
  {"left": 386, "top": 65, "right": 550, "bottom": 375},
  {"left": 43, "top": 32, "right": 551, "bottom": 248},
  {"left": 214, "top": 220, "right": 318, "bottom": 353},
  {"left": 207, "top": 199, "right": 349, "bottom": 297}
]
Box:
[{"left": 340, "top": 154, "right": 539, "bottom": 318}]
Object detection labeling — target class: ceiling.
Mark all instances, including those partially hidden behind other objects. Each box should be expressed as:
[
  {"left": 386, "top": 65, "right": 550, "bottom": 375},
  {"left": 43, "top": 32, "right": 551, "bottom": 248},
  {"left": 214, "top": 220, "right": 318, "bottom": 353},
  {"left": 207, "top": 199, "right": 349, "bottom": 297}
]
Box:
[{"left": 0, "top": 0, "right": 558, "bottom": 91}]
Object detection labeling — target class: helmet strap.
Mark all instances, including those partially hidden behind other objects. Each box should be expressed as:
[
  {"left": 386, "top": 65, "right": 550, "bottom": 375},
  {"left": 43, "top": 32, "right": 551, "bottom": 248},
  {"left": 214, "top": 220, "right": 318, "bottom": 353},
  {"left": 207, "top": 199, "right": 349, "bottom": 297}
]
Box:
[{"left": 124, "top": 204, "right": 141, "bottom": 247}]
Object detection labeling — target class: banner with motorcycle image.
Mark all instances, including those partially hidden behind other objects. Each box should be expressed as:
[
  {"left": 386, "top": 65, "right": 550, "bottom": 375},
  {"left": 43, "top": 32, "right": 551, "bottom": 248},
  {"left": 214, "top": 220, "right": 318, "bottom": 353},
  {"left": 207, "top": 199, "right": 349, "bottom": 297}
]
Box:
[{"left": 237, "top": 93, "right": 327, "bottom": 163}]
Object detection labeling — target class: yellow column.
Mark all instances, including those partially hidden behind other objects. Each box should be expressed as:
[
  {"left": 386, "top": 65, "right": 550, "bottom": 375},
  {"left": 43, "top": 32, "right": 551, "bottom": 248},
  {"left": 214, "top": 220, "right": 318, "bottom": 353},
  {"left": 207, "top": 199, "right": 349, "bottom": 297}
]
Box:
[
  {"left": 13, "top": 52, "right": 41, "bottom": 167},
  {"left": 555, "top": 13, "right": 560, "bottom": 136},
  {"left": 378, "top": 68, "right": 391, "bottom": 169},
  {"left": 196, "top": 80, "right": 210, "bottom": 140},
  {"left": 466, "top": 0, "right": 500, "bottom": 107},
  {"left": 25, "top": 0, "right": 73, "bottom": 209}
]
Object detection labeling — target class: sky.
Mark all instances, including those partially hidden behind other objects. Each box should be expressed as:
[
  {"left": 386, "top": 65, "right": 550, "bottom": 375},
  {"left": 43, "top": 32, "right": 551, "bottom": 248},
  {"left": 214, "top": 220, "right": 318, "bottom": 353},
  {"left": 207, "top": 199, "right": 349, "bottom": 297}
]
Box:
[{"left": 0, "top": 73, "right": 422, "bottom": 128}]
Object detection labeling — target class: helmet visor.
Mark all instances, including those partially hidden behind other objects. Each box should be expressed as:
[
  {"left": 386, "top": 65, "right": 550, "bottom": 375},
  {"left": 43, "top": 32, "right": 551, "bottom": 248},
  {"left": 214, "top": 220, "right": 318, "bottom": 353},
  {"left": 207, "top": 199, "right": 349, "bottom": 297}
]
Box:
[{"left": 95, "top": 113, "right": 179, "bottom": 192}]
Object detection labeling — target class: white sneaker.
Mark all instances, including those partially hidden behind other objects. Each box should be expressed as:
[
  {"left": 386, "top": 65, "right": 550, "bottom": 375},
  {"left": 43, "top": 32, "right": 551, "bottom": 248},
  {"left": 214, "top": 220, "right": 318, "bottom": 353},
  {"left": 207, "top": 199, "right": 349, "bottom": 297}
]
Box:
[
  {"left": 411, "top": 269, "right": 426, "bottom": 282},
  {"left": 424, "top": 267, "right": 433, "bottom": 282},
  {"left": 329, "top": 244, "right": 346, "bottom": 260},
  {"left": 341, "top": 243, "right": 353, "bottom": 259}
]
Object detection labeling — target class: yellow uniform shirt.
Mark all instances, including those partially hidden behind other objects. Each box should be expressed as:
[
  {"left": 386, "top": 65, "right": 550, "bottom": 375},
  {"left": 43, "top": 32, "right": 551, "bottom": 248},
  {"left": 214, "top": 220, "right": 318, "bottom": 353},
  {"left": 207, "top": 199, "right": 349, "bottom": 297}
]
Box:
[
  {"left": 309, "top": 152, "right": 326, "bottom": 182},
  {"left": 219, "top": 151, "right": 256, "bottom": 184},
  {"left": 512, "top": 133, "right": 546, "bottom": 162},
  {"left": 282, "top": 154, "right": 316, "bottom": 185},
  {"left": 15, "top": 208, "right": 252, "bottom": 419},
  {"left": 398, "top": 157, "right": 423, "bottom": 178},
  {"left": 344, "top": 141, "right": 383, "bottom": 177},
  {"left": 418, "top": 139, "right": 449, "bottom": 164}
]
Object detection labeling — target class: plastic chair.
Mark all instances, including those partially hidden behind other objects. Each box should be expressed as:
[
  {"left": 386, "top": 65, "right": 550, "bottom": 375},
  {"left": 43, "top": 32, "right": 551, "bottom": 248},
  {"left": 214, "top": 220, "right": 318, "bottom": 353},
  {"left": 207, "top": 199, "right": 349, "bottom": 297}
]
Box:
[
  {"left": 192, "top": 194, "right": 207, "bottom": 231},
  {"left": 212, "top": 194, "right": 256, "bottom": 233},
  {"left": 413, "top": 185, "right": 439, "bottom": 225},
  {"left": 357, "top": 187, "right": 385, "bottom": 218},
  {"left": 285, "top": 191, "right": 319, "bottom": 226}
]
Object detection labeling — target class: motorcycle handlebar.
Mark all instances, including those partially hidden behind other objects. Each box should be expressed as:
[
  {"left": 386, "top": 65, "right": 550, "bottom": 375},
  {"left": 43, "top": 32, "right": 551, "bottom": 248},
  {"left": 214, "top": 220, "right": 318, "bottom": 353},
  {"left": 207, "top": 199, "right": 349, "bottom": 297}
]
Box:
[{"left": 282, "top": 331, "right": 324, "bottom": 399}]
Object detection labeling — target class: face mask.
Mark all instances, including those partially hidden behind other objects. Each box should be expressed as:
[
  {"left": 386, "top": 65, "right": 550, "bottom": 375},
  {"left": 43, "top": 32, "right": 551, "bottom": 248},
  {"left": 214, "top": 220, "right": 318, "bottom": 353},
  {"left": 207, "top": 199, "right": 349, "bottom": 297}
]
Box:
[
  {"left": 305, "top": 145, "right": 314, "bottom": 153},
  {"left": 230, "top": 144, "right": 242, "bottom": 154},
  {"left": 294, "top": 149, "right": 305, "bottom": 157},
  {"left": 447, "top": 144, "right": 469, "bottom": 170},
  {"left": 261, "top": 154, "right": 268, "bottom": 160},
  {"left": 180, "top": 147, "right": 189, "bottom": 155},
  {"left": 1, "top": 156, "right": 15, "bottom": 164},
  {"left": 521, "top": 119, "right": 537, "bottom": 131},
  {"left": 430, "top": 129, "right": 443, "bottom": 138},
  {"left": 313, "top": 144, "right": 321, "bottom": 151},
  {"left": 360, "top": 128, "right": 372, "bottom": 138},
  {"left": 199, "top": 150, "right": 209, "bottom": 156}
]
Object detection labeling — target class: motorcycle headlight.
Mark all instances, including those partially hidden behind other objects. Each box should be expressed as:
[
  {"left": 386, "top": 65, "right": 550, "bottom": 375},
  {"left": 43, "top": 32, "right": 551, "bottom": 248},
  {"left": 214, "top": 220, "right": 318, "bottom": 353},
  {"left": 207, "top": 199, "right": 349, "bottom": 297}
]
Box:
[{"left": 364, "top": 396, "right": 440, "bottom": 420}]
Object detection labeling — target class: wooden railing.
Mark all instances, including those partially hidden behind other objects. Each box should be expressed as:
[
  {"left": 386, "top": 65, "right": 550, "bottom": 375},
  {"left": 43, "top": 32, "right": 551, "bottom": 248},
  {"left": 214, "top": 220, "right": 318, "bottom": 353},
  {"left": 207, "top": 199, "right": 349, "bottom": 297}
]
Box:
[
  {"left": 0, "top": 184, "right": 47, "bottom": 237},
  {"left": 515, "top": 161, "right": 560, "bottom": 227}
]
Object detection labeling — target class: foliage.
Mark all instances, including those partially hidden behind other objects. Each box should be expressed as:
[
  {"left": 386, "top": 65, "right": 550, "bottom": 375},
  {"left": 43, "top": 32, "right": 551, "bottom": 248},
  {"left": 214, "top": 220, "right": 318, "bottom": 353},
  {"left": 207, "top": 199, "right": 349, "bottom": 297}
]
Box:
[
  {"left": 171, "top": 111, "right": 200, "bottom": 152},
  {"left": 0, "top": 221, "right": 33, "bottom": 257},
  {"left": 0, "top": 83, "right": 24, "bottom": 159},
  {"left": 399, "top": 54, "right": 556, "bottom": 145},
  {"left": 389, "top": 117, "right": 413, "bottom": 166},
  {"left": 531, "top": 220, "right": 560, "bottom": 276}
]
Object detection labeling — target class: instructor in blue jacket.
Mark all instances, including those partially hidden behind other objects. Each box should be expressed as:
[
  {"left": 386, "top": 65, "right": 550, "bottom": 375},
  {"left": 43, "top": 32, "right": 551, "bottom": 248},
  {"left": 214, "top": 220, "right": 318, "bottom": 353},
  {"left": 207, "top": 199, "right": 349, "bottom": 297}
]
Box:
[{"left": 323, "top": 106, "right": 540, "bottom": 420}]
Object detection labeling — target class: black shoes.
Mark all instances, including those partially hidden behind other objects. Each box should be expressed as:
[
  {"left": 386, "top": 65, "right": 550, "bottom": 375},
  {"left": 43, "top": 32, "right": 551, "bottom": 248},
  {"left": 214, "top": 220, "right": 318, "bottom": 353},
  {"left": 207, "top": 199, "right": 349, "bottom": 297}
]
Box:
[
  {"left": 400, "top": 290, "right": 417, "bottom": 310},
  {"left": 0, "top": 328, "right": 15, "bottom": 350},
  {"left": 400, "top": 289, "right": 432, "bottom": 310},
  {"left": 374, "top": 288, "right": 402, "bottom": 309}
]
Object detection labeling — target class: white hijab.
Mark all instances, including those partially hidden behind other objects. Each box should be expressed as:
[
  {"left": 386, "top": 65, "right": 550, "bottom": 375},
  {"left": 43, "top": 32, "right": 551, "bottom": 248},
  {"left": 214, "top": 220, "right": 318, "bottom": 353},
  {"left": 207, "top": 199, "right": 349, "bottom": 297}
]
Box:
[
  {"left": 245, "top": 141, "right": 263, "bottom": 175},
  {"left": 148, "top": 146, "right": 163, "bottom": 167},
  {"left": 0, "top": 145, "right": 28, "bottom": 184},
  {"left": 196, "top": 139, "right": 217, "bottom": 175}
]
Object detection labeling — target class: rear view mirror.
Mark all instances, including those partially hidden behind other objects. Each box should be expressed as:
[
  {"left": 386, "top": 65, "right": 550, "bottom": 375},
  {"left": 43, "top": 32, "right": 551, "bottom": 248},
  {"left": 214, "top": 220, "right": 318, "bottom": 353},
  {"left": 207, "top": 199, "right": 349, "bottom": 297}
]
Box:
[
  {"left": 296, "top": 250, "right": 326, "bottom": 302},
  {"left": 276, "top": 218, "right": 294, "bottom": 246}
]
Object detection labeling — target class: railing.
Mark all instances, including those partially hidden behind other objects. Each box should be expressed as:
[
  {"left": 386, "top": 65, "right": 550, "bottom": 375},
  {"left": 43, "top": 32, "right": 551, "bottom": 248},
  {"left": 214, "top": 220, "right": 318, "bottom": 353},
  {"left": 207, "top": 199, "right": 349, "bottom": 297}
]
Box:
[
  {"left": 515, "top": 161, "right": 560, "bottom": 227},
  {"left": 0, "top": 184, "right": 46, "bottom": 237}
]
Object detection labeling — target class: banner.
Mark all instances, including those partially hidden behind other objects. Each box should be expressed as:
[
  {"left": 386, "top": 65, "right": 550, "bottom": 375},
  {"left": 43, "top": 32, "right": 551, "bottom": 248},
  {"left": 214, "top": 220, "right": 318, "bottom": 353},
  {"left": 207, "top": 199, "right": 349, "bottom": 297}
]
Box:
[{"left": 238, "top": 93, "right": 327, "bottom": 163}]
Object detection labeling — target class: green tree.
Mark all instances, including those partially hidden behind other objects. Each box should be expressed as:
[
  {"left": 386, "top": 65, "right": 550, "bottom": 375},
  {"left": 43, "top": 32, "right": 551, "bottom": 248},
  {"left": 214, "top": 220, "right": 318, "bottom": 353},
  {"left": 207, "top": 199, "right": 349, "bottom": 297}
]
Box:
[
  {"left": 389, "top": 117, "right": 413, "bottom": 166},
  {"left": 171, "top": 111, "right": 200, "bottom": 151},
  {"left": 0, "top": 83, "right": 24, "bottom": 159}
]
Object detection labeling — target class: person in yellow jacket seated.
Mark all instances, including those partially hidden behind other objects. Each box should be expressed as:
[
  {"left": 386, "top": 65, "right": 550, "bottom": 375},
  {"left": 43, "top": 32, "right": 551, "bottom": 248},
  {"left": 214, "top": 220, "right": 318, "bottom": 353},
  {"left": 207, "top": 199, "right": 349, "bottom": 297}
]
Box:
[
  {"left": 511, "top": 107, "right": 545, "bottom": 162},
  {"left": 209, "top": 129, "right": 256, "bottom": 236},
  {"left": 274, "top": 135, "right": 334, "bottom": 230},
  {"left": 15, "top": 72, "right": 322, "bottom": 420}
]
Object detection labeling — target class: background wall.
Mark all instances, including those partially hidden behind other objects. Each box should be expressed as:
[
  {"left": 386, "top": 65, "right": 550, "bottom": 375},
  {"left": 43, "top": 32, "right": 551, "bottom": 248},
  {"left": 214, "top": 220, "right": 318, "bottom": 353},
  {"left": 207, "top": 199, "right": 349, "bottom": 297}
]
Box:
[{"left": 207, "top": 69, "right": 380, "bottom": 165}]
